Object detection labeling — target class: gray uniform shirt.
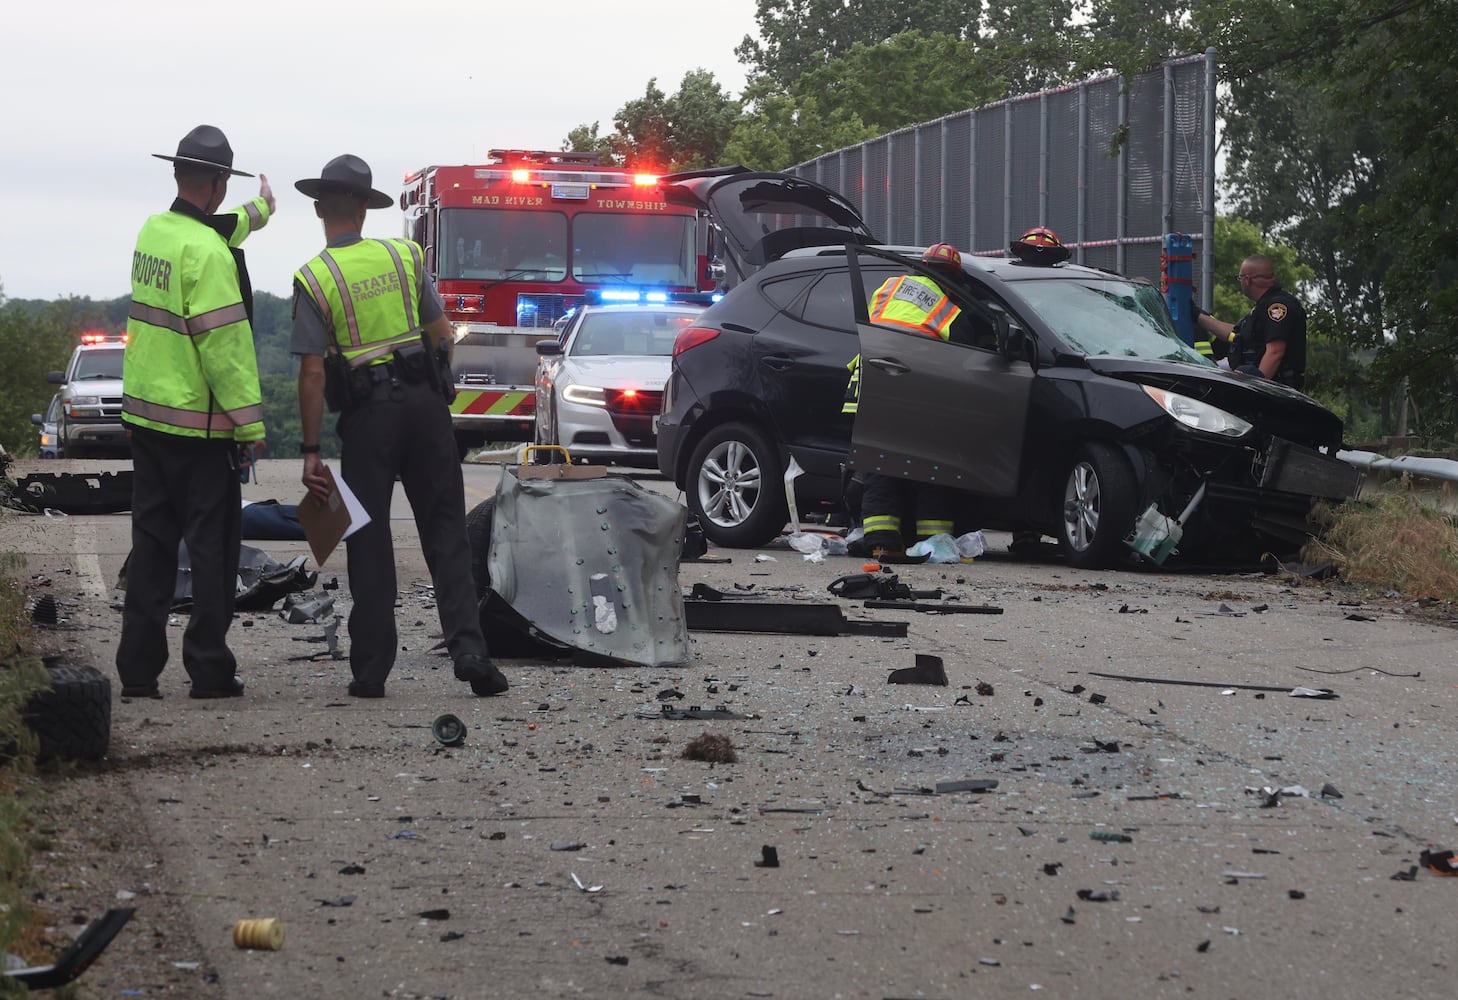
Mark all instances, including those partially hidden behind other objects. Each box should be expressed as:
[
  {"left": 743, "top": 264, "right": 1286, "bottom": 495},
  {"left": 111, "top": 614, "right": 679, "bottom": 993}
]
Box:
[{"left": 290, "top": 233, "right": 445, "bottom": 356}]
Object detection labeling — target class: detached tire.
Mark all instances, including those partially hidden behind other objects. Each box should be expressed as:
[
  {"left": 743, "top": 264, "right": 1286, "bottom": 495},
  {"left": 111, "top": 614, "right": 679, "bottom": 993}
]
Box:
[
  {"left": 686, "top": 421, "right": 788, "bottom": 549},
  {"left": 1057, "top": 443, "right": 1138, "bottom": 569},
  {"left": 27, "top": 661, "right": 111, "bottom": 762},
  {"left": 465, "top": 497, "right": 496, "bottom": 603}
]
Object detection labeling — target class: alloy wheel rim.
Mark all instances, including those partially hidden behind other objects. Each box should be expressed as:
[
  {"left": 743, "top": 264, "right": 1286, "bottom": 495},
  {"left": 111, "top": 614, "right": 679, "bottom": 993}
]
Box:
[{"left": 698, "top": 440, "right": 763, "bottom": 528}]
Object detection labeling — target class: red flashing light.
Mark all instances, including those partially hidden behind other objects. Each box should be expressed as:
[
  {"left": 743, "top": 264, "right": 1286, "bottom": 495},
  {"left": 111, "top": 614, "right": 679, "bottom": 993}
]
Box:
[
  {"left": 511, "top": 168, "right": 531, "bottom": 183},
  {"left": 633, "top": 174, "right": 660, "bottom": 186},
  {"left": 79, "top": 331, "right": 122, "bottom": 345},
  {"left": 672, "top": 326, "right": 719, "bottom": 358}
]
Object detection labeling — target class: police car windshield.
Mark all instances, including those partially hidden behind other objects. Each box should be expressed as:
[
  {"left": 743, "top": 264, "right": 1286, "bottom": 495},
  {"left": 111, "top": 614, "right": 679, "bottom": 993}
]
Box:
[
  {"left": 1015, "top": 278, "right": 1212, "bottom": 365},
  {"left": 75, "top": 347, "right": 125, "bottom": 379}
]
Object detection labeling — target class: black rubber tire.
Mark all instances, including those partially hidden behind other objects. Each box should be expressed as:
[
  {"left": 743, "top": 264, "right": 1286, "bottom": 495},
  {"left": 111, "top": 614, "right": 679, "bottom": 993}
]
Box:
[
  {"left": 1056, "top": 442, "right": 1139, "bottom": 569},
  {"left": 26, "top": 661, "right": 112, "bottom": 762},
  {"left": 685, "top": 421, "right": 788, "bottom": 549},
  {"left": 465, "top": 497, "right": 496, "bottom": 603}
]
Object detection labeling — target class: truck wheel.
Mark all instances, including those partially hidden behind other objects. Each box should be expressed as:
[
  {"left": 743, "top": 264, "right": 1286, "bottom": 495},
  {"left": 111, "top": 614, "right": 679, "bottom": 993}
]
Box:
[
  {"left": 26, "top": 660, "right": 112, "bottom": 763},
  {"left": 1056, "top": 443, "right": 1138, "bottom": 569},
  {"left": 686, "top": 421, "right": 788, "bottom": 549},
  {"left": 465, "top": 497, "right": 496, "bottom": 602}
]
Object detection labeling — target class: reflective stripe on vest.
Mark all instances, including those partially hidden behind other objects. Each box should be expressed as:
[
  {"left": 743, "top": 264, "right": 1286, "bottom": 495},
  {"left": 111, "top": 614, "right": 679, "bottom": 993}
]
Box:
[{"left": 297, "top": 239, "right": 424, "bottom": 368}]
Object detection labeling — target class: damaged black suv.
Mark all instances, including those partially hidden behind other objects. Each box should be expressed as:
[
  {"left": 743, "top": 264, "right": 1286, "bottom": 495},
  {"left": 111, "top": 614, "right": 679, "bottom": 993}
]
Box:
[{"left": 657, "top": 169, "right": 1360, "bottom": 567}]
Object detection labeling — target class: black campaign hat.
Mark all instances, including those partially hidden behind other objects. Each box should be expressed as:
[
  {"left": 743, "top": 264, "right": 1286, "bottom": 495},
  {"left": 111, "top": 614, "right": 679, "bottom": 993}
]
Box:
[
  {"left": 152, "top": 125, "right": 253, "bottom": 177},
  {"left": 295, "top": 154, "right": 393, "bottom": 210}
]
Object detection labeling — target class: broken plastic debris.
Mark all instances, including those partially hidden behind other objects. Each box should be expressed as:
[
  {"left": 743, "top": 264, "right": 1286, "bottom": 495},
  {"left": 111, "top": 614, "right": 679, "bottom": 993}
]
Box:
[
  {"left": 550, "top": 841, "right": 586, "bottom": 852},
  {"left": 571, "top": 873, "right": 604, "bottom": 893},
  {"left": 754, "top": 845, "right": 780, "bottom": 868},
  {"left": 1420, "top": 848, "right": 1458, "bottom": 875},
  {"left": 1075, "top": 889, "right": 1120, "bottom": 902},
  {"left": 888, "top": 653, "right": 948, "bottom": 686},
  {"left": 934, "top": 779, "right": 998, "bottom": 794},
  {"left": 1089, "top": 831, "right": 1133, "bottom": 843},
  {"left": 1220, "top": 871, "right": 1266, "bottom": 880}
]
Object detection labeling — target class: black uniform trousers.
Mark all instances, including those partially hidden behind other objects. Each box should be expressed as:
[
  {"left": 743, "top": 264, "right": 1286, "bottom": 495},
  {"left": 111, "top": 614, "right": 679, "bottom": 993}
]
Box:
[
  {"left": 860, "top": 472, "right": 958, "bottom": 546},
  {"left": 116, "top": 425, "right": 242, "bottom": 692},
  {"left": 338, "top": 375, "right": 487, "bottom": 686}
]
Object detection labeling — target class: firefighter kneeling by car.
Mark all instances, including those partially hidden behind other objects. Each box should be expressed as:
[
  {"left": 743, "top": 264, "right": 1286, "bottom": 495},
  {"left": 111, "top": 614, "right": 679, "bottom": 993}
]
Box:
[{"left": 843, "top": 243, "right": 966, "bottom": 564}]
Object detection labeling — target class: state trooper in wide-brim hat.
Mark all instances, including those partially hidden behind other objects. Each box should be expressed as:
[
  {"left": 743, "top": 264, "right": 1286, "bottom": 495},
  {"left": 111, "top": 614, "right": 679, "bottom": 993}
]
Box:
[
  {"left": 295, "top": 155, "right": 393, "bottom": 210},
  {"left": 152, "top": 124, "right": 254, "bottom": 178}
]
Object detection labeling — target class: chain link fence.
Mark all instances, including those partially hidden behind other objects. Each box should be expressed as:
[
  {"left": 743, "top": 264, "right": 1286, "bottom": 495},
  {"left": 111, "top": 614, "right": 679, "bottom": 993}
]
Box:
[{"left": 790, "top": 50, "right": 1217, "bottom": 302}]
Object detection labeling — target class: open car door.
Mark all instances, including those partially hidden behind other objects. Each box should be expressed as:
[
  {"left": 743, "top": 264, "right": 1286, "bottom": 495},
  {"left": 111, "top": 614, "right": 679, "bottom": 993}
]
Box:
[{"left": 846, "top": 247, "right": 1034, "bottom": 498}]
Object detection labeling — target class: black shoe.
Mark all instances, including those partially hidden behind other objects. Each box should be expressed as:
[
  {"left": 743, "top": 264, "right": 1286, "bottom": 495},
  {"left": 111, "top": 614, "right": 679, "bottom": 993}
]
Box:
[
  {"left": 347, "top": 680, "right": 386, "bottom": 699},
  {"left": 120, "top": 683, "right": 162, "bottom": 700},
  {"left": 456, "top": 654, "right": 508, "bottom": 696},
  {"left": 189, "top": 676, "right": 245, "bottom": 700}
]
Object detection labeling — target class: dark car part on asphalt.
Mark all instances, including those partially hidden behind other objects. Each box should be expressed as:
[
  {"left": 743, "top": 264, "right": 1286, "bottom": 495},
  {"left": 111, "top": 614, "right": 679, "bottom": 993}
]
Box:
[
  {"left": 887, "top": 653, "right": 948, "bottom": 686},
  {"left": 862, "top": 599, "right": 1003, "bottom": 614},
  {"left": 118, "top": 544, "right": 317, "bottom": 614},
  {"left": 683, "top": 598, "right": 907, "bottom": 637},
  {"left": 1088, "top": 671, "right": 1336, "bottom": 697},
  {"left": 432, "top": 713, "right": 467, "bottom": 747},
  {"left": 4, "top": 469, "right": 133, "bottom": 515},
  {"left": 827, "top": 572, "right": 942, "bottom": 601},
  {"left": 657, "top": 169, "right": 1362, "bottom": 567},
  {"left": 4, "top": 907, "right": 134, "bottom": 990}
]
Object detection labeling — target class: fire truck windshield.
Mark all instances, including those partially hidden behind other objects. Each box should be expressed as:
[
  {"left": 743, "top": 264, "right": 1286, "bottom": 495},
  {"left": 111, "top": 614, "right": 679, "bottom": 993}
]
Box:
[{"left": 438, "top": 208, "right": 696, "bottom": 288}]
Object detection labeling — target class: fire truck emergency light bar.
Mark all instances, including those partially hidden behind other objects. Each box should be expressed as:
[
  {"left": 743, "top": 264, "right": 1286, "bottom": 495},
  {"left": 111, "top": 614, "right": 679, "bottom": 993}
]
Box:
[{"left": 472, "top": 168, "right": 659, "bottom": 188}]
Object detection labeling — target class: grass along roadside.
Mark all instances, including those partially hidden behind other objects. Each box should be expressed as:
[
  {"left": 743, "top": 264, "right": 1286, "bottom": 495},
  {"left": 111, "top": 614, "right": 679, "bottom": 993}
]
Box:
[{"left": 1307, "top": 484, "right": 1458, "bottom": 604}]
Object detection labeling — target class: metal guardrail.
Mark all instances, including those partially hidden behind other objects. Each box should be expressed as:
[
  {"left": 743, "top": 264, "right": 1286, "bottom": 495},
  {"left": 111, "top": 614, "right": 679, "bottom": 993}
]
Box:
[{"left": 1339, "top": 451, "right": 1458, "bottom": 484}]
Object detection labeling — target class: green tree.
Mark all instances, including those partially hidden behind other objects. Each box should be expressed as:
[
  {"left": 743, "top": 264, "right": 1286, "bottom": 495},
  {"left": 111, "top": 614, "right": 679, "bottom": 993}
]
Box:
[
  {"left": 566, "top": 71, "right": 743, "bottom": 172},
  {"left": 0, "top": 295, "right": 107, "bottom": 456},
  {"left": 735, "top": 0, "right": 984, "bottom": 91},
  {"left": 722, "top": 84, "right": 878, "bottom": 170}
]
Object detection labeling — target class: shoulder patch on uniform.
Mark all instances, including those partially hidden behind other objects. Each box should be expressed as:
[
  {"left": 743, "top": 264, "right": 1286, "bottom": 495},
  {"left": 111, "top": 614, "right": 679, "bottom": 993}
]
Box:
[{"left": 1267, "top": 303, "right": 1288, "bottom": 322}]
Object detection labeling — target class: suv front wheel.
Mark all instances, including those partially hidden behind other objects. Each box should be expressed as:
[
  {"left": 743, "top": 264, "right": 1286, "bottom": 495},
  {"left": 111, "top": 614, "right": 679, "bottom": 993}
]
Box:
[
  {"left": 686, "top": 421, "right": 788, "bottom": 548},
  {"left": 1057, "top": 442, "right": 1137, "bottom": 569}
]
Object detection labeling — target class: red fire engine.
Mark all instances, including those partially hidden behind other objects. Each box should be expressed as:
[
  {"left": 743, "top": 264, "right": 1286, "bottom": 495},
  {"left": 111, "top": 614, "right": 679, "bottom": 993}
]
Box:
[{"left": 400, "top": 150, "right": 718, "bottom": 458}]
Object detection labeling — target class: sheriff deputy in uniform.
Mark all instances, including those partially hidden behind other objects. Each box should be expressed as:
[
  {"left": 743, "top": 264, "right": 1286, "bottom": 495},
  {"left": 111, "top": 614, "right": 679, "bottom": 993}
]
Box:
[
  {"left": 844, "top": 244, "right": 965, "bottom": 563},
  {"left": 1194, "top": 254, "right": 1307, "bottom": 389},
  {"left": 290, "top": 155, "right": 507, "bottom": 700},
  {"left": 116, "top": 125, "right": 274, "bottom": 701}
]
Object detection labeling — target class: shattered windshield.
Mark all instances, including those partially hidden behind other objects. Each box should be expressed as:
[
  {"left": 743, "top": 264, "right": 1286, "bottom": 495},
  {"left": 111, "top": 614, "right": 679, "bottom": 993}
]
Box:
[{"left": 1014, "top": 278, "right": 1212, "bottom": 365}]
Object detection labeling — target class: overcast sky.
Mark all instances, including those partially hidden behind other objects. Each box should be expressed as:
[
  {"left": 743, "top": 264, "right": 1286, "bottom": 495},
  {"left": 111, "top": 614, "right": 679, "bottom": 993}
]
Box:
[{"left": 0, "top": 0, "right": 759, "bottom": 305}]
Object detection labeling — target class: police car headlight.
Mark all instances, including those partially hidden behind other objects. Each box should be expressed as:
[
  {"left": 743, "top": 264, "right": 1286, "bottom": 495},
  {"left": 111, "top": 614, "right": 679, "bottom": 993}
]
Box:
[
  {"left": 562, "top": 384, "right": 607, "bottom": 407},
  {"left": 1142, "top": 385, "right": 1252, "bottom": 438}
]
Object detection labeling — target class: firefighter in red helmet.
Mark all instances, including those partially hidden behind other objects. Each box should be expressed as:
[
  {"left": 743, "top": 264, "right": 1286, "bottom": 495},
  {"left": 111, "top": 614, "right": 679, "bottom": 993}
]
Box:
[{"left": 842, "top": 244, "right": 967, "bottom": 563}]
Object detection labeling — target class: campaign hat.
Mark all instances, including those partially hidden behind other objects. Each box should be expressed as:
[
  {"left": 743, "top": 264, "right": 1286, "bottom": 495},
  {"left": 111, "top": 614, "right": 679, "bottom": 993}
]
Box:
[
  {"left": 152, "top": 125, "right": 253, "bottom": 177},
  {"left": 295, "top": 154, "right": 393, "bottom": 209}
]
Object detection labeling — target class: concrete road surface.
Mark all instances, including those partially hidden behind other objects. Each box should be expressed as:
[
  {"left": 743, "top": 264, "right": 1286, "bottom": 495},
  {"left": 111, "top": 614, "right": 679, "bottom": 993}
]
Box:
[{"left": 4, "top": 457, "right": 1456, "bottom": 1000}]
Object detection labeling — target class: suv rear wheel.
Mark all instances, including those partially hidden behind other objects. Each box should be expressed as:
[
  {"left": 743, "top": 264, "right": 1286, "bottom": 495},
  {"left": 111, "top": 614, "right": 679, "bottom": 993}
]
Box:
[
  {"left": 686, "top": 421, "right": 788, "bottom": 548},
  {"left": 1057, "top": 443, "right": 1137, "bottom": 569}
]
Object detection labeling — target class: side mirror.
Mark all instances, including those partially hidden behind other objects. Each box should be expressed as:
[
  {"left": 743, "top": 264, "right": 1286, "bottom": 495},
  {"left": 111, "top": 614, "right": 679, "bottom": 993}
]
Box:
[
  {"left": 47, "top": 371, "right": 65, "bottom": 385},
  {"left": 997, "top": 321, "right": 1030, "bottom": 361},
  {"left": 707, "top": 258, "right": 727, "bottom": 283},
  {"left": 536, "top": 340, "right": 563, "bottom": 356},
  {"left": 31, "top": 414, "right": 43, "bottom": 426}
]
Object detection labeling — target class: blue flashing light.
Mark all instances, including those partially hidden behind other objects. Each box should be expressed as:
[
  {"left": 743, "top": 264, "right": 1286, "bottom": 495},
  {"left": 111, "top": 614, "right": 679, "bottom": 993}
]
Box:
[{"left": 643, "top": 290, "right": 668, "bottom": 303}]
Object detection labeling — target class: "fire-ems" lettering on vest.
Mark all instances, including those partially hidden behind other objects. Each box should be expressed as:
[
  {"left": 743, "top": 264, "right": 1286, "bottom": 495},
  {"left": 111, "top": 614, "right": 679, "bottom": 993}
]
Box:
[{"left": 132, "top": 252, "right": 172, "bottom": 292}]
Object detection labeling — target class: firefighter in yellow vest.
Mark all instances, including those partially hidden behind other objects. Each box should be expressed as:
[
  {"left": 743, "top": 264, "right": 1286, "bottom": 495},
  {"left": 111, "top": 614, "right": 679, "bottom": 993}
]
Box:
[
  {"left": 843, "top": 244, "right": 964, "bottom": 563},
  {"left": 116, "top": 125, "right": 273, "bottom": 701},
  {"left": 290, "top": 155, "right": 507, "bottom": 700}
]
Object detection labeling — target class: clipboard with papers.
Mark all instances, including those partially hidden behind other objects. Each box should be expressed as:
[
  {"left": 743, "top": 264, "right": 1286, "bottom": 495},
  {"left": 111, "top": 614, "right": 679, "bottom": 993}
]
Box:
[{"left": 297, "top": 465, "right": 369, "bottom": 567}]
